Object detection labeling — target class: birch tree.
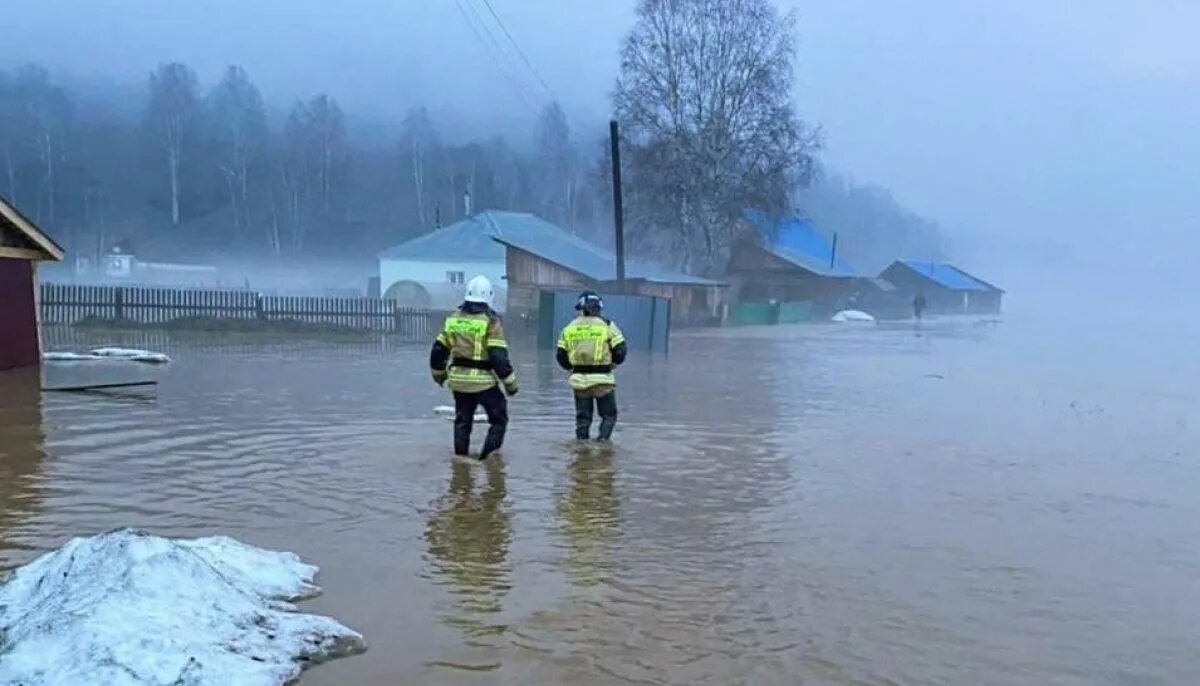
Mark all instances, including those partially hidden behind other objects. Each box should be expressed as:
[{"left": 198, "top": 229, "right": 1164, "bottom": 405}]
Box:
[
  {"left": 147, "top": 62, "right": 200, "bottom": 227},
  {"left": 282, "top": 94, "right": 347, "bottom": 252},
  {"left": 399, "top": 107, "right": 439, "bottom": 228},
  {"left": 0, "top": 71, "right": 20, "bottom": 204},
  {"left": 486, "top": 135, "right": 525, "bottom": 211},
  {"left": 7, "top": 66, "right": 72, "bottom": 227},
  {"left": 533, "top": 101, "right": 572, "bottom": 225},
  {"left": 209, "top": 65, "right": 266, "bottom": 241},
  {"left": 614, "top": 0, "right": 821, "bottom": 273}
]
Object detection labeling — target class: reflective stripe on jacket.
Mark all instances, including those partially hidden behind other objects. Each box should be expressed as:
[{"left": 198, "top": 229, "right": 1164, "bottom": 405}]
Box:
[
  {"left": 557, "top": 315, "right": 626, "bottom": 391},
  {"left": 434, "top": 309, "right": 515, "bottom": 393}
]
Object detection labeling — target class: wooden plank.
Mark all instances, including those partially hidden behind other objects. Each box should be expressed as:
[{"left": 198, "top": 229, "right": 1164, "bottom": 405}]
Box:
[
  {"left": 45, "top": 380, "right": 158, "bottom": 392},
  {"left": 0, "top": 246, "right": 47, "bottom": 260}
]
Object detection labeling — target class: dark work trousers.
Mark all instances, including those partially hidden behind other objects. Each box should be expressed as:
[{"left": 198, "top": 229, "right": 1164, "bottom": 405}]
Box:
[
  {"left": 453, "top": 386, "right": 508, "bottom": 458},
  {"left": 574, "top": 389, "right": 618, "bottom": 441}
]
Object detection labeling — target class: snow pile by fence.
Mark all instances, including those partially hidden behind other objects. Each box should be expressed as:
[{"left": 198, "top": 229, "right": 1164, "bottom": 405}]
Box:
[
  {"left": 43, "top": 347, "right": 170, "bottom": 364},
  {"left": 88, "top": 347, "right": 172, "bottom": 363},
  {"left": 0, "top": 529, "right": 365, "bottom": 686}
]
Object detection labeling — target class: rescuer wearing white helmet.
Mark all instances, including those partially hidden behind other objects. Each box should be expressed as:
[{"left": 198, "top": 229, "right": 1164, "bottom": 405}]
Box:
[{"left": 429, "top": 275, "right": 518, "bottom": 459}]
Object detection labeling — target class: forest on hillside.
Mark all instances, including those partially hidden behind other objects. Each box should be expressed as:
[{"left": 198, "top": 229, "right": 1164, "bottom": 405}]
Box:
[{"left": 0, "top": 0, "right": 945, "bottom": 275}]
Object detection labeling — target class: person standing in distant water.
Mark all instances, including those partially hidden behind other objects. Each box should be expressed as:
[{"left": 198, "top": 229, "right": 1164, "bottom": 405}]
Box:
[
  {"left": 556, "top": 292, "right": 628, "bottom": 442},
  {"left": 913, "top": 292, "right": 928, "bottom": 321},
  {"left": 429, "top": 276, "right": 518, "bottom": 460}
]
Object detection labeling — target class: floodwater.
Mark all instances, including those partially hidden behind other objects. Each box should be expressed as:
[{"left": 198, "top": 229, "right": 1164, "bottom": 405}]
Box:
[{"left": 1, "top": 315, "right": 1198, "bottom": 685}]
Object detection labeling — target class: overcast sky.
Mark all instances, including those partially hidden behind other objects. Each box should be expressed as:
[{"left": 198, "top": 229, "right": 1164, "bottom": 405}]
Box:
[{"left": 4, "top": 0, "right": 1197, "bottom": 281}]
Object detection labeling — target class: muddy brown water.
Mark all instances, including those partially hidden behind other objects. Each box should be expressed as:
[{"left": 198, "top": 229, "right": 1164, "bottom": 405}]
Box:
[{"left": 1, "top": 318, "right": 1198, "bottom": 685}]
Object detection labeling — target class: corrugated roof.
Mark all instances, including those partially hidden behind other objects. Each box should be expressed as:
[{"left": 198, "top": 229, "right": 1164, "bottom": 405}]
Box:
[
  {"left": 485, "top": 212, "right": 721, "bottom": 286},
  {"left": 742, "top": 210, "right": 856, "bottom": 277},
  {"left": 898, "top": 261, "right": 1001, "bottom": 292},
  {"left": 378, "top": 213, "right": 506, "bottom": 262}
]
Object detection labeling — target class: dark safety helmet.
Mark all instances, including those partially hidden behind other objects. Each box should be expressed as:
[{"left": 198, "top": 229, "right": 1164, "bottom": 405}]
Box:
[{"left": 575, "top": 290, "right": 604, "bottom": 315}]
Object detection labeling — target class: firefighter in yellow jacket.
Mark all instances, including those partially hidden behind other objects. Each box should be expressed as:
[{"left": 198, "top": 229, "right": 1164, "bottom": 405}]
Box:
[
  {"left": 430, "top": 276, "right": 518, "bottom": 459},
  {"left": 556, "top": 291, "right": 627, "bottom": 441}
]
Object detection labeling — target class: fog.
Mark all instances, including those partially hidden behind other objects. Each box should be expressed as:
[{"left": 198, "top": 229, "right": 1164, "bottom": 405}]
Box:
[
  {"left": 6, "top": 5, "right": 1200, "bottom": 683},
  {"left": 5, "top": 0, "right": 1199, "bottom": 309}
]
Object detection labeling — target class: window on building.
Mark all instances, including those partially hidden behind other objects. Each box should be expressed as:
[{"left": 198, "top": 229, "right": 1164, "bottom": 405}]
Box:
[{"left": 447, "top": 271, "right": 465, "bottom": 284}]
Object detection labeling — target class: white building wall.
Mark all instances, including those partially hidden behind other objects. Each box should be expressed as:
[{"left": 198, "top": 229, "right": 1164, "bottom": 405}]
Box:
[{"left": 379, "top": 258, "right": 505, "bottom": 296}]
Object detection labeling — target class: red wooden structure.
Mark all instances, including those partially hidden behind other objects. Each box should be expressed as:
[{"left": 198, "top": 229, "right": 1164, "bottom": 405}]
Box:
[{"left": 0, "top": 195, "right": 64, "bottom": 371}]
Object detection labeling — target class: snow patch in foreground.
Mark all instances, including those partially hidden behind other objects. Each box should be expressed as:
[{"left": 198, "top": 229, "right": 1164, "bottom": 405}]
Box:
[
  {"left": 831, "top": 310, "right": 876, "bottom": 323},
  {"left": 0, "top": 529, "right": 365, "bottom": 686}
]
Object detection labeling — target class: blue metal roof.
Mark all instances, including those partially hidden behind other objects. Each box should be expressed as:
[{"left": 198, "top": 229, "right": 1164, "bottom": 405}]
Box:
[
  {"left": 485, "top": 212, "right": 720, "bottom": 286},
  {"left": 742, "top": 210, "right": 857, "bottom": 277},
  {"left": 898, "top": 260, "right": 998, "bottom": 292},
  {"left": 378, "top": 214, "right": 506, "bottom": 262}
]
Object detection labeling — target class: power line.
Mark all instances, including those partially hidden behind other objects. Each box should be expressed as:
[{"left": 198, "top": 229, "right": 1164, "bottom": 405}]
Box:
[
  {"left": 449, "top": 0, "right": 540, "bottom": 113},
  {"left": 476, "top": 0, "right": 556, "bottom": 101}
]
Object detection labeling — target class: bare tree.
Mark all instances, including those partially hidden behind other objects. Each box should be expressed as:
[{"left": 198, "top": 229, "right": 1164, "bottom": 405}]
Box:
[
  {"left": 282, "top": 94, "right": 347, "bottom": 252},
  {"left": 533, "top": 101, "right": 572, "bottom": 225},
  {"left": 209, "top": 65, "right": 267, "bottom": 241},
  {"left": 0, "top": 71, "right": 19, "bottom": 204},
  {"left": 6, "top": 66, "right": 72, "bottom": 227},
  {"left": 147, "top": 62, "right": 200, "bottom": 227},
  {"left": 486, "top": 135, "right": 525, "bottom": 211},
  {"left": 399, "top": 107, "right": 439, "bottom": 228},
  {"left": 614, "top": 0, "right": 821, "bottom": 273}
]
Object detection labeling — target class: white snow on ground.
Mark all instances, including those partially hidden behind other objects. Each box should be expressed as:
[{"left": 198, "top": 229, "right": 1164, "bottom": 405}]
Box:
[
  {"left": 0, "top": 529, "right": 365, "bottom": 686},
  {"left": 89, "top": 348, "right": 172, "bottom": 364},
  {"left": 42, "top": 349, "right": 171, "bottom": 364},
  {"left": 42, "top": 352, "right": 103, "bottom": 362},
  {"left": 831, "top": 310, "right": 876, "bottom": 323}
]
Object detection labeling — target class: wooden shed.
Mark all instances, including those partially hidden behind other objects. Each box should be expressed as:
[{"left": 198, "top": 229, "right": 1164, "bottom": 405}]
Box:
[
  {"left": 490, "top": 213, "right": 724, "bottom": 326},
  {"left": 880, "top": 260, "right": 1004, "bottom": 315},
  {"left": 727, "top": 211, "right": 860, "bottom": 321},
  {"left": 0, "top": 195, "right": 65, "bottom": 371}
]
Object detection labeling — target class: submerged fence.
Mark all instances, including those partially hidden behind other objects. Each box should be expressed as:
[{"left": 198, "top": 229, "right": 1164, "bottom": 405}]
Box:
[{"left": 40, "top": 283, "right": 433, "bottom": 338}]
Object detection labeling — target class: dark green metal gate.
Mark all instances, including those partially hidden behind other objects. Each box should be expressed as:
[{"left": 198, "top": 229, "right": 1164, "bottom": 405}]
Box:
[{"left": 537, "top": 289, "right": 671, "bottom": 354}]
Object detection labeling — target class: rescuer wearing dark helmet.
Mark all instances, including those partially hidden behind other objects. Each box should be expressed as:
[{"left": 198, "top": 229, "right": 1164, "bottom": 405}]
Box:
[
  {"left": 430, "top": 275, "right": 518, "bottom": 459},
  {"left": 555, "top": 291, "right": 628, "bottom": 441}
]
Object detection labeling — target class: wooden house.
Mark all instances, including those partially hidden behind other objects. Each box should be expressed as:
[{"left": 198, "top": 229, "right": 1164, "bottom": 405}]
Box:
[
  {"left": 0, "top": 195, "right": 65, "bottom": 371},
  {"left": 726, "top": 211, "right": 859, "bottom": 321},
  {"left": 880, "top": 260, "right": 1004, "bottom": 315},
  {"left": 377, "top": 212, "right": 508, "bottom": 311},
  {"left": 488, "top": 213, "right": 724, "bottom": 326}
]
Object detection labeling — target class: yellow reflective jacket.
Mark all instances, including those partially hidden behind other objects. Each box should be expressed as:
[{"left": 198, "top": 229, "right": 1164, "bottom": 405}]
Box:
[
  {"left": 556, "top": 315, "right": 626, "bottom": 391},
  {"left": 432, "top": 308, "right": 516, "bottom": 394}
]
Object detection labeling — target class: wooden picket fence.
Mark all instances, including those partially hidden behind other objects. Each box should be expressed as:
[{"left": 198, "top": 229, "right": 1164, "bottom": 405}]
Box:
[{"left": 40, "top": 283, "right": 433, "bottom": 338}]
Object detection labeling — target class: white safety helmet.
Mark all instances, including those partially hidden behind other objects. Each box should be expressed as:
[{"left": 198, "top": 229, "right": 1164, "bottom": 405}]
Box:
[{"left": 464, "top": 275, "right": 495, "bottom": 307}]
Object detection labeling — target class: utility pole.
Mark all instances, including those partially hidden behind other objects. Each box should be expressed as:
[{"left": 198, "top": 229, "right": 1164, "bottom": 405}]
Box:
[
  {"left": 609, "top": 120, "right": 626, "bottom": 288},
  {"left": 829, "top": 233, "right": 838, "bottom": 270}
]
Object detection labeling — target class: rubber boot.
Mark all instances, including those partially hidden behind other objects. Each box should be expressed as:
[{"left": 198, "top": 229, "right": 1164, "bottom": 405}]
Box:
[
  {"left": 574, "top": 392, "right": 594, "bottom": 440},
  {"left": 596, "top": 391, "right": 618, "bottom": 442}
]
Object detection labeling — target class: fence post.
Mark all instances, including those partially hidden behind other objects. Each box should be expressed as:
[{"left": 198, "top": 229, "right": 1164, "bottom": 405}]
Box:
[
  {"left": 255, "top": 294, "right": 265, "bottom": 320},
  {"left": 115, "top": 287, "right": 125, "bottom": 321}
]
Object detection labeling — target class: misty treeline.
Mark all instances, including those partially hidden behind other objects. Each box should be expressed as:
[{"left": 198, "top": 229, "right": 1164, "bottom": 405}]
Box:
[
  {"left": 0, "top": 62, "right": 599, "bottom": 262},
  {"left": 0, "top": 0, "right": 943, "bottom": 274}
]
